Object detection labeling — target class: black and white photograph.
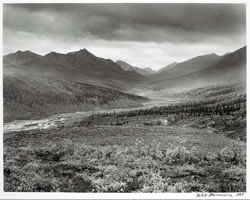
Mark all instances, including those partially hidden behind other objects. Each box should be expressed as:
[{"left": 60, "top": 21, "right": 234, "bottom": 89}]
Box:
[{"left": 1, "top": 1, "right": 248, "bottom": 197}]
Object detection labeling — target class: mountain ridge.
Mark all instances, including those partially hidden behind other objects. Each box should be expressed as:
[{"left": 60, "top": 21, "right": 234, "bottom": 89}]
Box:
[
  {"left": 149, "top": 53, "right": 222, "bottom": 82},
  {"left": 157, "top": 62, "right": 178, "bottom": 73},
  {"left": 4, "top": 50, "right": 42, "bottom": 66},
  {"left": 116, "top": 60, "right": 155, "bottom": 76},
  {"left": 150, "top": 46, "right": 246, "bottom": 91},
  {"left": 4, "top": 48, "right": 145, "bottom": 90}
]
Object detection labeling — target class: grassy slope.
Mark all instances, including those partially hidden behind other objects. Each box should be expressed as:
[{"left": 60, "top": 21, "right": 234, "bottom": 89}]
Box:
[
  {"left": 4, "top": 83, "right": 246, "bottom": 192},
  {"left": 4, "top": 76, "right": 147, "bottom": 122},
  {"left": 4, "top": 125, "right": 246, "bottom": 192}
]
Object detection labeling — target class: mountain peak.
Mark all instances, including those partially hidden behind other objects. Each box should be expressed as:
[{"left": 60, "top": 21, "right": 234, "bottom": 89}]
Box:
[
  {"left": 68, "top": 48, "right": 96, "bottom": 57},
  {"left": 16, "top": 50, "right": 23, "bottom": 54},
  {"left": 81, "top": 48, "right": 88, "bottom": 52},
  {"left": 191, "top": 53, "right": 218, "bottom": 60},
  {"left": 4, "top": 50, "right": 41, "bottom": 65},
  {"left": 143, "top": 67, "right": 155, "bottom": 73},
  {"left": 79, "top": 48, "right": 92, "bottom": 55},
  {"left": 13, "top": 50, "right": 40, "bottom": 56},
  {"left": 116, "top": 60, "right": 126, "bottom": 64},
  {"left": 44, "top": 51, "right": 64, "bottom": 58}
]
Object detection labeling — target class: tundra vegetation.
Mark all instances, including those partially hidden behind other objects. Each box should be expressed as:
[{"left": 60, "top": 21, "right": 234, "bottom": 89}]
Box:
[{"left": 4, "top": 83, "right": 246, "bottom": 192}]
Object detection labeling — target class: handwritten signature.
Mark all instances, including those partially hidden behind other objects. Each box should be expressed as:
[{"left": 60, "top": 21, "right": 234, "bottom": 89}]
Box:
[{"left": 196, "top": 193, "right": 245, "bottom": 198}]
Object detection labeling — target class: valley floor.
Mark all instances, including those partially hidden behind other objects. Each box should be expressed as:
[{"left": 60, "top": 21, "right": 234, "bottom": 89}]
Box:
[{"left": 3, "top": 83, "right": 246, "bottom": 192}]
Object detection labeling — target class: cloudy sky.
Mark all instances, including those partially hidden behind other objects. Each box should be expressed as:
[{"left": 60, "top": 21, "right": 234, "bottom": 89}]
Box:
[{"left": 3, "top": 3, "right": 246, "bottom": 70}]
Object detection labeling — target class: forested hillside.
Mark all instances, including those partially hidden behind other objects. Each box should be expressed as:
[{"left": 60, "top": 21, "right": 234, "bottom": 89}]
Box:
[
  {"left": 4, "top": 78, "right": 147, "bottom": 122},
  {"left": 84, "top": 83, "right": 246, "bottom": 141}
]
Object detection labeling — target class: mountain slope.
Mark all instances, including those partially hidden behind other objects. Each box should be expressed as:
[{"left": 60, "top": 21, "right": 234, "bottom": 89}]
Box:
[
  {"left": 208, "top": 46, "right": 246, "bottom": 71},
  {"left": 3, "top": 76, "right": 148, "bottom": 122},
  {"left": 116, "top": 60, "right": 155, "bottom": 76},
  {"left": 3, "top": 48, "right": 148, "bottom": 122},
  {"left": 157, "top": 62, "right": 178, "bottom": 73},
  {"left": 149, "top": 53, "right": 221, "bottom": 82},
  {"left": 4, "top": 49, "right": 145, "bottom": 90},
  {"left": 4, "top": 50, "right": 41, "bottom": 66},
  {"left": 151, "top": 46, "right": 246, "bottom": 91}
]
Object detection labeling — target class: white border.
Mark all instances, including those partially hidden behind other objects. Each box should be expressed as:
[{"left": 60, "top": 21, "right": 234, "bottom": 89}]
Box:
[{"left": 0, "top": 0, "right": 249, "bottom": 199}]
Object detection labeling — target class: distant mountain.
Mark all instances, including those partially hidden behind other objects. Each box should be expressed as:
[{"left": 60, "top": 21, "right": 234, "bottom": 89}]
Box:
[
  {"left": 116, "top": 60, "right": 155, "bottom": 76},
  {"left": 157, "top": 62, "right": 178, "bottom": 73},
  {"left": 4, "top": 50, "right": 41, "bottom": 66},
  {"left": 116, "top": 60, "right": 133, "bottom": 71},
  {"left": 4, "top": 48, "right": 145, "bottom": 89},
  {"left": 4, "top": 46, "right": 246, "bottom": 121},
  {"left": 149, "top": 53, "right": 221, "bottom": 82},
  {"left": 143, "top": 67, "right": 155, "bottom": 74},
  {"left": 3, "top": 48, "right": 148, "bottom": 122},
  {"left": 212, "top": 46, "right": 246, "bottom": 70},
  {"left": 193, "top": 46, "right": 246, "bottom": 83},
  {"left": 151, "top": 46, "right": 246, "bottom": 91}
]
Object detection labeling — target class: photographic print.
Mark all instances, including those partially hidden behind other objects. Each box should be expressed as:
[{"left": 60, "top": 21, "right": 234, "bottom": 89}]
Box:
[{"left": 2, "top": 2, "right": 247, "bottom": 195}]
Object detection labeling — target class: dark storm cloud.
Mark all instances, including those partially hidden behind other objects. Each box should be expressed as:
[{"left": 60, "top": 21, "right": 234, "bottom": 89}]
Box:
[
  {"left": 3, "top": 3, "right": 246, "bottom": 69},
  {"left": 3, "top": 3, "right": 246, "bottom": 43}
]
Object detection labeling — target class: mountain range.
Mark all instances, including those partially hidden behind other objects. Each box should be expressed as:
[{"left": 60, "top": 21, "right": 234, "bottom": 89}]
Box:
[
  {"left": 116, "top": 60, "right": 155, "bottom": 76},
  {"left": 149, "top": 53, "right": 222, "bottom": 82},
  {"left": 3, "top": 45, "right": 246, "bottom": 121},
  {"left": 149, "top": 46, "right": 246, "bottom": 91},
  {"left": 3, "top": 48, "right": 147, "bottom": 121}
]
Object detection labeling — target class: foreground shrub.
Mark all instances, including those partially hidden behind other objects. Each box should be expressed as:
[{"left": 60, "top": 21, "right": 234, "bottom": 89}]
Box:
[
  {"left": 4, "top": 138, "right": 246, "bottom": 192},
  {"left": 219, "top": 143, "right": 246, "bottom": 164}
]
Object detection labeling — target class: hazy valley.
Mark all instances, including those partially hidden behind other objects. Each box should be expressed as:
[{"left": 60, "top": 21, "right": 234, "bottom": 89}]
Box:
[{"left": 3, "top": 42, "right": 247, "bottom": 193}]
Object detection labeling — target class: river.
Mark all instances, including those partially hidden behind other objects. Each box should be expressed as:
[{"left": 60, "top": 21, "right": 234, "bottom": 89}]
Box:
[{"left": 3, "top": 91, "right": 188, "bottom": 134}]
